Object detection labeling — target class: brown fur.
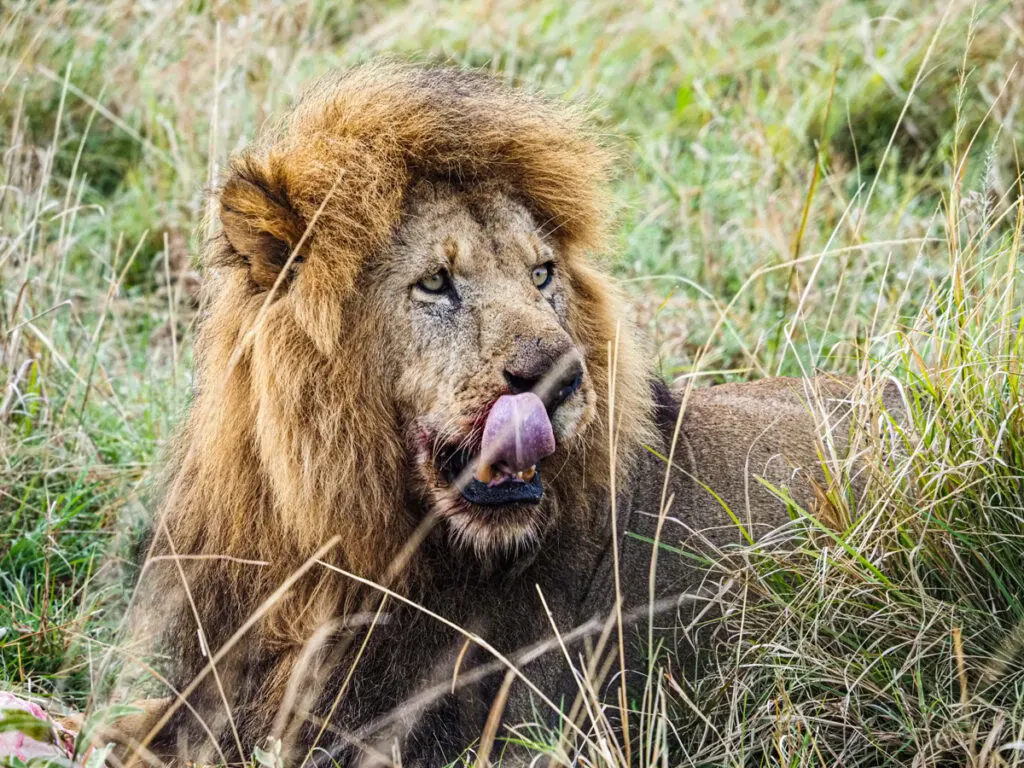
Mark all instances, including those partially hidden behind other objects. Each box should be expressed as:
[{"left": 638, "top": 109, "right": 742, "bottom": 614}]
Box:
[{"left": 128, "top": 63, "right": 898, "bottom": 766}]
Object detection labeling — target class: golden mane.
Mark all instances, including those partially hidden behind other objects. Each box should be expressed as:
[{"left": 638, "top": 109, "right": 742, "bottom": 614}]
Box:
[{"left": 141, "top": 63, "right": 653, "bottom": 710}]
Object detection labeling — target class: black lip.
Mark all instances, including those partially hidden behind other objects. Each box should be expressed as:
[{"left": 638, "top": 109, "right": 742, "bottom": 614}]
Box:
[
  {"left": 437, "top": 445, "right": 544, "bottom": 507},
  {"left": 457, "top": 469, "right": 544, "bottom": 506}
]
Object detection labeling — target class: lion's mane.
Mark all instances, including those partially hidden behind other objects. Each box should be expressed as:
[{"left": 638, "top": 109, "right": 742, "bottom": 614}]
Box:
[{"left": 137, "top": 62, "right": 653, "bottom": 750}]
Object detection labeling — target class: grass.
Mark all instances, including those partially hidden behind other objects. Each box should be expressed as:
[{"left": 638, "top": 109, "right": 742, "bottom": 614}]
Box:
[{"left": 1, "top": 0, "right": 1023, "bottom": 765}]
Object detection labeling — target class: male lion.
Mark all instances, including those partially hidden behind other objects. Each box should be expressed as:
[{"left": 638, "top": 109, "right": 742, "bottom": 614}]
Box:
[{"left": 127, "top": 63, "right": 891, "bottom": 766}]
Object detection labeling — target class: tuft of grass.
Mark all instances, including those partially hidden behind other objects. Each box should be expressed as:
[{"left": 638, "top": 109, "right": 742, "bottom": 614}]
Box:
[{"left": 2, "top": 0, "right": 1023, "bottom": 766}]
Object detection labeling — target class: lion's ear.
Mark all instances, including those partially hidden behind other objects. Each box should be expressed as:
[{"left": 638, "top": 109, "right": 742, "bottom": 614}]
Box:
[
  {"left": 216, "top": 158, "right": 348, "bottom": 357},
  {"left": 218, "top": 159, "right": 306, "bottom": 291}
]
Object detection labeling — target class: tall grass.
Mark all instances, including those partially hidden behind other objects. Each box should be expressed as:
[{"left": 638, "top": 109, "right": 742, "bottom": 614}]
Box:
[
  {"left": 2, "top": 0, "right": 1022, "bottom": 765},
  {"left": 668, "top": 143, "right": 1024, "bottom": 767}
]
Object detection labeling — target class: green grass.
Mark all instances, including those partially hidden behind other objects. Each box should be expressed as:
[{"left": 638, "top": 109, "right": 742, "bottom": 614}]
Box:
[{"left": 2, "top": 0, "right": 1023, "bottom": 765}]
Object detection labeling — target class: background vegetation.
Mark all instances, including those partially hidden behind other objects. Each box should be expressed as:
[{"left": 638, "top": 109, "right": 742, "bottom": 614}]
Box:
[{"left": 1, "top": 0, "right": 1022, "bottom": 765}]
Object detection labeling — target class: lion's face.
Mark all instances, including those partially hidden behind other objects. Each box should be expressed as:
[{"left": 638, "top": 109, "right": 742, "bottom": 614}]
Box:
[{"left": 374, "top": 182, "right": 598, "bottom": 553}]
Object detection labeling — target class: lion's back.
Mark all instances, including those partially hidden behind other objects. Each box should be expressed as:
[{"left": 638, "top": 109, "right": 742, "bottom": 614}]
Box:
[{"left": 629, "top": 375, "right": 905, "bottom": 569}]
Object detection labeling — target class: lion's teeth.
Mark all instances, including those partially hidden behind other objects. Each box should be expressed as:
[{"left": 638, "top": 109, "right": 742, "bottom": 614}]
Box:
[
  {"left": 476, "top": 462, "right": 494, "bottom": 484},
  {"left": 521, "top": 465, "right": 536, "bottom": 481}
]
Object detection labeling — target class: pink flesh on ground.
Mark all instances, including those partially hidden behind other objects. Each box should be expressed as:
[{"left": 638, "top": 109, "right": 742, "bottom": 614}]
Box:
[
  {"left": 0, "top": 692, "right": 77, "bottom": 763},
  {"left": 479, "top": 393, "right": 556, "bottom": 481}
]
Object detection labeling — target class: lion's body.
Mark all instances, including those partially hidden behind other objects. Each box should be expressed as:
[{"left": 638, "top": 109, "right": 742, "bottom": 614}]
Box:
[{"left": 128, "top": 64, "right": 894, "bottom": 766}]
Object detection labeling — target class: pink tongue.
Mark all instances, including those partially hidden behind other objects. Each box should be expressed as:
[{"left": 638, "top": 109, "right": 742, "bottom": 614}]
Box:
[{"left": 480, "top": 393, "right": 556, "bottom": 473}]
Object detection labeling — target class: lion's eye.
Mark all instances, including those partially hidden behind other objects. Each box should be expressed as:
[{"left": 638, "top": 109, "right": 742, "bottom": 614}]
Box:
[
  {"left": 532, "top": 262, "right": 554, "bottom": 290},
  {"left": 416, "top": 270, "right": 450, "bottom": 294}
]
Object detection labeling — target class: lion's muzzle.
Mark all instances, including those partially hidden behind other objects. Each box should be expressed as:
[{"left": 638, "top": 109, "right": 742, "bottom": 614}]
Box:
[{"left": 439, "top": 351, "right": 586, "bottom": 509}]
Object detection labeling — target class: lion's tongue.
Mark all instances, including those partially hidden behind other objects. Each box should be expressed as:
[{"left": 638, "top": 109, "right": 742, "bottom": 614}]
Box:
[{"left": 478, "top": 393, "right": 555, "bottom": 480}]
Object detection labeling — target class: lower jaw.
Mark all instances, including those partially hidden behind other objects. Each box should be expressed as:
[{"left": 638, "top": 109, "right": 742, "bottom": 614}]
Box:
[
  {"left": 433, "top": 493, "right": 545, "bottom": 552},
  {"left": 445, "top": 509, "right": 543, "bottom": 555}
]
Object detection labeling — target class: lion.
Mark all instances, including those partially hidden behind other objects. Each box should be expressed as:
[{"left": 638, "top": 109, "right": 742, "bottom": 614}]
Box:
[{"left": 124, "top": 62, "right": 897, "bottom": 767}]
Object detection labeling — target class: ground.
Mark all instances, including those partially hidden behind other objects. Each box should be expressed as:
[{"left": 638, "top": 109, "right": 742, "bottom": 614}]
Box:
[{"left": 2, "top": 1, "right": 1023, "bottom": 766}]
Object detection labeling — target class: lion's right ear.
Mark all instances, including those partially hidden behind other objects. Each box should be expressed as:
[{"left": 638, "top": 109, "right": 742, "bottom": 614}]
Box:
[{"left": 217, "top": 159, "right": 306, "bottom": 290}]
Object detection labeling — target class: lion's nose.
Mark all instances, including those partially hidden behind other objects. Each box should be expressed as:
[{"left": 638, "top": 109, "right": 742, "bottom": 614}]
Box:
[{"left": 503, "top": 350, "right": 584, "bottom": 413}]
